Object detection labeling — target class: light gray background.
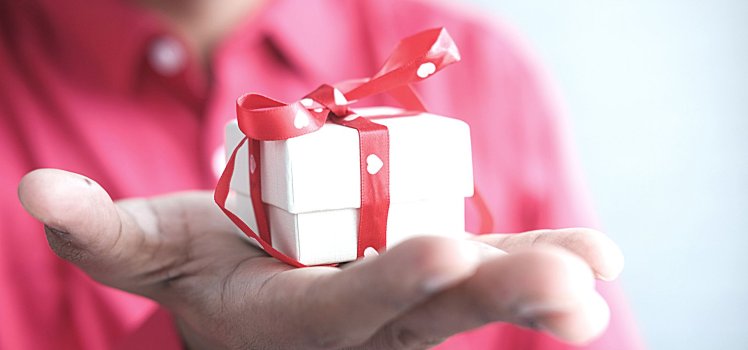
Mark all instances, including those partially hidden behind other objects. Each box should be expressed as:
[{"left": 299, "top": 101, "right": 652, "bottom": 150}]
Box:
[{"left": 462, "top": 0, "right": 748, "bottom": 349}]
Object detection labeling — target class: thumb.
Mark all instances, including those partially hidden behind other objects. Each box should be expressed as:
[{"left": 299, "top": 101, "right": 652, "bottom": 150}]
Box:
[{"left": 17, "top": 168, "right": 188, "bottom": 297}]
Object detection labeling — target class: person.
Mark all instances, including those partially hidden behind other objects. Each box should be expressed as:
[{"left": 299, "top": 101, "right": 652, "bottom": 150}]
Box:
[{"left": 0, "top": 0, "right": 644, "bottom": 349}]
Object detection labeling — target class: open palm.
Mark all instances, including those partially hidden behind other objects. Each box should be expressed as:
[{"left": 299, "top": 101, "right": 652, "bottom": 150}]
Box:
[{"left": 18, "top": 169, "right": 623, "bottom": 349}]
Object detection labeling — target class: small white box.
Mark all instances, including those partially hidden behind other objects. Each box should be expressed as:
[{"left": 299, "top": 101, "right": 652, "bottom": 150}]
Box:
[{"left": 224, "top": 107, "right": 474, "bottom": 265}]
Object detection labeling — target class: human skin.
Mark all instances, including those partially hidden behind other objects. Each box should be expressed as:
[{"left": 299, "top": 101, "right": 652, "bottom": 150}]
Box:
[
  {"left": 133, "top": 0, "right": 269, "bottom": 67},
  {"left": 10, "top": 1, "right": 627, "bottom": 348},
  {"left": 18, "top": 169, "right": 623, "bottom": 349}
]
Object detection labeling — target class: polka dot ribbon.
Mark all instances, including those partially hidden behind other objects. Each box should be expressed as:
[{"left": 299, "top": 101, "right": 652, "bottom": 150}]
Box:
[{"left": 214, "top": 28, "right": 461, "bottom": 267}]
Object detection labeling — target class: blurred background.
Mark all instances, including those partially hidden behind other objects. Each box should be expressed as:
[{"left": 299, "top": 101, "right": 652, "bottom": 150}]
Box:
[{"left": 463, "top": 0, "right": 748, "bottom": 348}]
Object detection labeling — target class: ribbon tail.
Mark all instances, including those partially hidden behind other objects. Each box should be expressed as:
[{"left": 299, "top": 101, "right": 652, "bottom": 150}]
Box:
[
  {"left": 388, "top": 85, "right": 426, "bottom": 112},
  {"left": 248, "top": 138, "right": 272, "bottom": 244},
  {"left": 215, "top": 137, "right": 307, "bottom": 268}
]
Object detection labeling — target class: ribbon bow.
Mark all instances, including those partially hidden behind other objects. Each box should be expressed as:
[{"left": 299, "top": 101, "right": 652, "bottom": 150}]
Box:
[{"left": 215, "top": 27, "right": 461, "bottom": 267}]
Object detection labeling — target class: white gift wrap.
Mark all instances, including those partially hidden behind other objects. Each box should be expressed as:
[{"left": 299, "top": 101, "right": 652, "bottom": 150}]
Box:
[{"left": 224, "top": 107, "right": 474, "bottom": 265}]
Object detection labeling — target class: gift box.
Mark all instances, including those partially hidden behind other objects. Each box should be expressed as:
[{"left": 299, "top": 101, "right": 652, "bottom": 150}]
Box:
[
  {"left": 214, "top": 27, "right": 469, "bottom": 266},
  {"left": 222, "top": 107, "right": 473, "bottom": 265}
]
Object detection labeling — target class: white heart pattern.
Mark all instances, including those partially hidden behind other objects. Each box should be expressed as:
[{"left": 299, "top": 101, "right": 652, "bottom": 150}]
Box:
[
  {"left": 416, "top": 62, "right": 436, "bottom": 78},
  {"left": 300, "top": 98, "right": 314, "bottom": 107},
  {"left": 366, "top": 154, "right": 383, "bottom": 175},
  {"left": 293, "top": 110, "right": 310, "bottom": 129},
  {"left": 249, "top": 154, "right": 257, "bottom": 174},
  {"left": 333, "top": 88, "right": 348, "bottom": 106},
  {"left": 363, "top": 247, "right": 379, "bottom": 258},
  {"left": 343, "top": 113, "right": 359, "bottom": 122}
]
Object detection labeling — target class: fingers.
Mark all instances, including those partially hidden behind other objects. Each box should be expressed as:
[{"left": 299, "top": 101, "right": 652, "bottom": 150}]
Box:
[
  {"left": 17, "top": 169, "right": 237, "bottom": 298},
  {"left": 531, "top": 287, "right": 610, "bottom": 344},
  {"left": 367, "top": 246, "right": 609, "bottom": 348},
  {"left": 472, "top": 228, "right": 624, "bottom": 281},
  {"left": 267, "top": 237, "right": 502, "bottom": 349}
]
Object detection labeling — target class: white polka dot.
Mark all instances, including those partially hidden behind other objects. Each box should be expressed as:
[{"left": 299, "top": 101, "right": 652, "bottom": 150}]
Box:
[
  {"left": 148, "top": 36, "right": 186, "bottom": 76},
  {"left": 416, "top": 62, "right": 436, "bottom": 78},
  {"left": 293, "top": 110, "right": 310, "bottom": 129},
  {"left": 300, "top": 98, "right": 314, "bottom": 107},
  {"left": 363, "top": 247, "right": 379, "bottom": 258},
  {"left": 366, "top": 154, "right": 383, "bottom": 175},
  {"left": 313, "top": 107, "right": 324, "bottom": 113},
  {"left": 333, "top": 88, "right": 348, "bottom": 106}
]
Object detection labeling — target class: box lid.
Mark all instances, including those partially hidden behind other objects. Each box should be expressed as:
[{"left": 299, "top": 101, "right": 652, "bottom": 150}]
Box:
[{"left": 225, "top": 107, "right": 474, "bottom": 214}]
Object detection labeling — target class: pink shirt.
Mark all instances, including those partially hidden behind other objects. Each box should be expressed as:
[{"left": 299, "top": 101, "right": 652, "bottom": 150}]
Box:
[{"left": 0, "top": 0, "right": 643, "bottom": 348}]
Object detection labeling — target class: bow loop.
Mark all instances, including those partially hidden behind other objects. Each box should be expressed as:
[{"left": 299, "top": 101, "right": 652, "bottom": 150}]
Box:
[
  {"left": 304, "top": 84, "right": 352, "bottom": 118},
  {"left": 374, "top": 27, "right": 460, "bottom": 80},
  {"left": 346, "top": 27, "right": 459, "bottom": 102},
  {"left": 217, "top": 28, "right": 461, "bottom": 267},
  {"left": 236, "top": 93, "right": 326, "bottom": 141},
  {"left": 234, "top": 27, "right": 459, "bottom": 141}
]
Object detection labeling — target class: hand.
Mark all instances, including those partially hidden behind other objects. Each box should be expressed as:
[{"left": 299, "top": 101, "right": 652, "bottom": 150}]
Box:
[{"left": 18, "top": 169, "right": 624, "bottom": 350}]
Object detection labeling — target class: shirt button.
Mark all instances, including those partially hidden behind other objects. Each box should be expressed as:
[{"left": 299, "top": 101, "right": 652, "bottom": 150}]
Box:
[{"left": 148, "top": 36, "right": 186, "bottom": 76}]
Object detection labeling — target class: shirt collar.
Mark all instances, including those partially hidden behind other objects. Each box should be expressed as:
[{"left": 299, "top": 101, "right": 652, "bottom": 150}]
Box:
[
  {"left": 32, "top": 0, "right": 387, "bottom": 93},
  {"left": 34, "top": 0, "right": 324, "bottom": 92},
  {"left": 238, "top": 0, "right": 389, "bottom": 85}
]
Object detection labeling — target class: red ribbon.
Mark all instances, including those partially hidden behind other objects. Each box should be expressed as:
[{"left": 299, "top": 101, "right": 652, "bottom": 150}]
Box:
[{"left": 214, "top": 27, "right": 461, "bottom": 267}]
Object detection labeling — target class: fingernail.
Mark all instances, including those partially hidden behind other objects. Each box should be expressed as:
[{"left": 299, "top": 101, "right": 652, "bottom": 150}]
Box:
[
  {"left": 44, "top": 225, "right": 71, "bottom": 238},
  {"left": 515, "top": 300, "right": 575, "bottom": 322},
  {"left": 470, "top": 241, "right": 507, "bottom": 260},
  {"left": 422, "top": 274, "right": 459, "bottom": 294},
  {"left": 596, "top": 246, "right": 625, "bottom": 282},
  {"left": 514, "top": 302, "right": 570, "bottom": 332},
  {"left": 515, "top": 299, "right": 583, "bottom": 334},
  {"left": 595, "top": 272, "right": 615, "bottom": 282},
  {"left": 421, "top": 241, "right": 483, "bottom": 293}
]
